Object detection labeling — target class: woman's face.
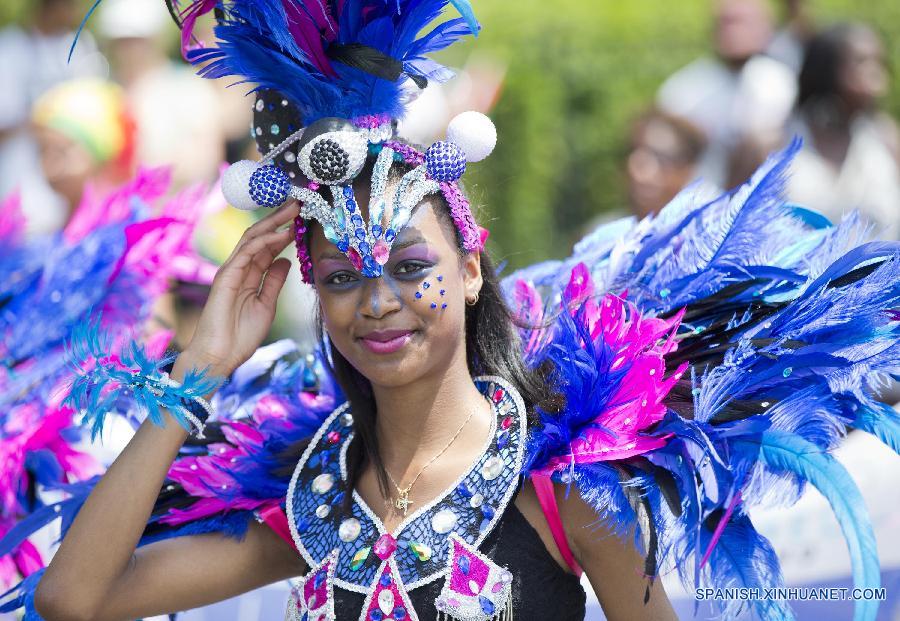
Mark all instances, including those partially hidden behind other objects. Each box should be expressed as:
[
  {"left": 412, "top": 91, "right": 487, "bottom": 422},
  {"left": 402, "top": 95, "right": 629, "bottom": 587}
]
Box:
[
  {"left": 838, "top": 28, "right": 888, "bottom": 109},
  {"left": 308, "top": 192, "right": 482, "bottom": 389}
]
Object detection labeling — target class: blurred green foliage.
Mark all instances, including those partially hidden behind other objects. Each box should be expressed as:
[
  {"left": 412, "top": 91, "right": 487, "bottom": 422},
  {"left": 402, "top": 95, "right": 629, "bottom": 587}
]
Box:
[{"left": 2, "top": 0, "right": 899, "bottom": 269}]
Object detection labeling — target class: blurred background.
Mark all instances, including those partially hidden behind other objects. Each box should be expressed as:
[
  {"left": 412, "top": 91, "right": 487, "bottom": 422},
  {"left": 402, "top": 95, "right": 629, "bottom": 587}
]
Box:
[{"left": 0, "top": 0, "right": 898, "bottom": 619}]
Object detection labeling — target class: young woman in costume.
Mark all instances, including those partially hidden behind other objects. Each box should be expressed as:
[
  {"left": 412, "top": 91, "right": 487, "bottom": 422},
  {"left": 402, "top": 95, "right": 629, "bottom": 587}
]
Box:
[{"left": 2, "top": 2, "right": 899, "bottom": 621}]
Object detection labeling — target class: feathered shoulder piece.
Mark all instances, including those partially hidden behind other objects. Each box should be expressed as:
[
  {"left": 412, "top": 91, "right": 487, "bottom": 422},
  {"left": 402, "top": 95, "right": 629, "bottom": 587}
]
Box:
[
  {"left": 511, "top": 140, "right": 900, "bottom": 621},
  {"left": 172, "top": 0, "right": 479, "bottom": 123}
]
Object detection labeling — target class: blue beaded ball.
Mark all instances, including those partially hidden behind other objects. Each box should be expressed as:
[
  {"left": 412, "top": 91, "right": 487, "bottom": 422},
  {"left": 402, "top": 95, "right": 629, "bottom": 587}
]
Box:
[
  {"left": 425, "top": 141, "right": 467, "bottom": 182},
  {"left": 248, "top": 164, "right": 291, "bottom": 208}
]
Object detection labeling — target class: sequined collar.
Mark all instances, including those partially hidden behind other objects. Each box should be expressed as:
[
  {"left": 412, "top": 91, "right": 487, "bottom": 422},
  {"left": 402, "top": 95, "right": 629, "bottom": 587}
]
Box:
[{"left": 286, "top": 376, "right": 526, "bottom": 593}]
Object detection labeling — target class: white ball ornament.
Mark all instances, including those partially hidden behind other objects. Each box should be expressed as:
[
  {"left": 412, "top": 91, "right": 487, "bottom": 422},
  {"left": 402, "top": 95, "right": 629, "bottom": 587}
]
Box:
[
  {"left": 446, "top": 111, "right": 497, "bottom": 162},
  {"left": 221, "top": 159, "right": 262, "bottom": 210}
]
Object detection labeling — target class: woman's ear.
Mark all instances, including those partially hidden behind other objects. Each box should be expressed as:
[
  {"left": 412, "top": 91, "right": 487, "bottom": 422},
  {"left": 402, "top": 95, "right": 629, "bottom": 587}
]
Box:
[{"left": 463, "top": 250, "right": 483, "bottom": 300}]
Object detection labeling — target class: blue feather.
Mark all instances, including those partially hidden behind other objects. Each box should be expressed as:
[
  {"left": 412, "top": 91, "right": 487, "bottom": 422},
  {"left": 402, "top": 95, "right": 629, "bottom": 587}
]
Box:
[
  {"left": 853, "top": 402, "right": 900, "bottom": 455},
  {"left": 737, "top": 431, "right": 881, "bottom": 621}
]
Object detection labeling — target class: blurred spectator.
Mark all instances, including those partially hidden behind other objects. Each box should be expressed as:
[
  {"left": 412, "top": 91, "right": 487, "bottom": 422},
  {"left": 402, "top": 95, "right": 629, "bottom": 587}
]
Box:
[
  {"left": 31, "top": 78, "right": 135, "bottom": 221},
  {"left": 656, "top": 0, "right": 796, "bottom": 188},
  {"left": 767, "top": 0, "right": 816, "bottom": 73},
  {"left": 97, "top": 0, "right": 227, "bottom": 189},
  {"left": 784, "top": 23, "right": 899, "bottom": 240},
  {"left": 626, "top": 109, "right": 708, "bottom": 218},
  {"left": 0, "top": 0, "right": 107, "bottom": 234}
]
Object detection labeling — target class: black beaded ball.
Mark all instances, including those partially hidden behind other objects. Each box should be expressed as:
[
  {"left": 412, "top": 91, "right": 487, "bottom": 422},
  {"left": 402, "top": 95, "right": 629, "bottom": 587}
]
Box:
[{"left": 309, "top": 138, "right": 351, "bottom": 183}]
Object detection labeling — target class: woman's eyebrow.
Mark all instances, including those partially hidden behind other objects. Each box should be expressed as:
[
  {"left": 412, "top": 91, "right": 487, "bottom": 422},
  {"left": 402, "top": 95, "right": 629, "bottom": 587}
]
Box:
[{"left": 390, "top": 235, "right": 427, "bottom": 251}]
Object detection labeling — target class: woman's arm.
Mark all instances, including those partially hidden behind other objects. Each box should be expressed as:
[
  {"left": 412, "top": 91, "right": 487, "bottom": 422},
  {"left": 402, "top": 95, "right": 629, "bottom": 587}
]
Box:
[
  {"left": 35, "top": 203, "right": 304, "bottom": 621},
  {"left": 540, "top": 478, "right": 679, "bottom": 621},
  {"left": 37, "top": 404, "right": 306, "bottom": 621}
]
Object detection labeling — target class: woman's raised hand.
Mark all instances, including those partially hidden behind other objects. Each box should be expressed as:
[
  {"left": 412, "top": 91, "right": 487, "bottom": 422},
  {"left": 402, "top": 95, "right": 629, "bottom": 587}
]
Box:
[{"left": 179, "top": 201, "right": 301, "bottom": 378}]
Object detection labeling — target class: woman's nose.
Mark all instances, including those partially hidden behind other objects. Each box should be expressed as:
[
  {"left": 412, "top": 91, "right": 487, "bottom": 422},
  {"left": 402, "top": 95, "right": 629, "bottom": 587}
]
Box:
[{"left": 358, "top": 277, "right": 402, "bottom": 319}]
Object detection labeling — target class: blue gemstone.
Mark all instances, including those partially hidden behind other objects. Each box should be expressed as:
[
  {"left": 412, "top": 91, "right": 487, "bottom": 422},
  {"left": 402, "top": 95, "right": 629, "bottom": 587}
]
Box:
[
  {"left": 314, "top": 571, "right": 326, "bottom": 589},
  {"left": 346, "top": 199, "right": 357, "bottom": 212},
  {"left": 441, "top": 303, "right": 447, "bottom": 309},
  {"left": 458, "top": 554, "right": 470, "bottom": 574},
  {"left": 355, "top": 228, "right": 366, "bottom": 241},
  {"left": 372, "top": 224, "right": 382, "bottom": 237},
  {"left": 479, "top": 596, "right": 495, "bottom": 615},
  {"left": 385, "top": 228, "right": 395, "bottom": 242},
  {"left": 415, "top": 292, "right": 422, "bottom": 299},
  {"left": 320, "top": 451, "right": 331, "bottom": 467},
  {"left": 333, "top": 491, "right": 345, "bottom": 505},
  {"left": 295, "top": 518, "right": 309, "bottom": 533},
  {"left": 363, "top": 255, "right": 376, "bottom": 270},
  {"left": 343, "top": 186, "right": 353, "bottom": 198},
  {"left": 457, "top": 482, "right": 473, "bottom": 498},
  {"left": 302, "top": 367, "right": 317, "bottom": 388},
  {"left": 422, "top": 281, "right": 430, "bottom": 289},
  {"left": 380, "top": 573, "right": 392, "bottom": 587},
  {"left": 351, "top": 214, "right": 364, "bottom": 227},
  {"left": 430, "top": 302, "right": 437, "bottom": 309},
  {"left": 308, "top": 452, "right": 320, "bottom": 467},
  {"left": 482, "top": 505, "right": 496, "bottom": 519},
  {"left": 437, "top": 275, "right": 443, "bottom": 281},
  {"left": 370, "top": 610, "right": 383, "bottom": 621},
  {"left": 393, "top": 606, "right": 407, "bottom": 619},
  {"left": 497, "top": 431, "right": 509, "bottom": 450}
]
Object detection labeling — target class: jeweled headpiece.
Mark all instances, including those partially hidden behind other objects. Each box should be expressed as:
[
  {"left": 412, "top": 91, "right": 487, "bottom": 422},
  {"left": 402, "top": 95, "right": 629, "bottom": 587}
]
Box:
[{"left": 170, "top": 0, "right": 497, "bottom": 282}]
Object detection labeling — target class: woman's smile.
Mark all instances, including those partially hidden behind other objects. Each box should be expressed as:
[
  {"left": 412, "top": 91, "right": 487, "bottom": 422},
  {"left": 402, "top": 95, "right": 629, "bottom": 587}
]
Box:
[{"left": 357, "top": 328, "right": 417, "bottom": 355}]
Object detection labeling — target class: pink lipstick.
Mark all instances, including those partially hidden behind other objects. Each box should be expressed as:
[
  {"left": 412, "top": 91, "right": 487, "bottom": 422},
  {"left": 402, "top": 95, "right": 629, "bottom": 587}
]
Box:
[{"left": 358, "top": 329, "right": 414, "bottom": 354}]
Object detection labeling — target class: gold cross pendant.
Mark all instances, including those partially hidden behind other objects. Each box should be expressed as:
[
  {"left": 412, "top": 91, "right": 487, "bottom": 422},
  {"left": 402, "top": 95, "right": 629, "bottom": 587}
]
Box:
[{"left": 395, "top": 487, "right": 413, "bottom": 516}]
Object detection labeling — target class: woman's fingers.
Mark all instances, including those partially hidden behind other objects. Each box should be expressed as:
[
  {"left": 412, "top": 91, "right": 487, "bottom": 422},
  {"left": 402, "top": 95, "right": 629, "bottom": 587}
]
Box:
[
  {"left": 216, "top": 228, "right": 294, "bottom": 292},
  {"left": 258, "top": 257, "right": 293, "bottom": 307}
]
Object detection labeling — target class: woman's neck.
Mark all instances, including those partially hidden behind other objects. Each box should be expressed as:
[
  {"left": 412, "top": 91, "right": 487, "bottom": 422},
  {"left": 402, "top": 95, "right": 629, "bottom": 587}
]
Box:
[{"left": 370, "top": 352, "right": 492, "bottom": 473}]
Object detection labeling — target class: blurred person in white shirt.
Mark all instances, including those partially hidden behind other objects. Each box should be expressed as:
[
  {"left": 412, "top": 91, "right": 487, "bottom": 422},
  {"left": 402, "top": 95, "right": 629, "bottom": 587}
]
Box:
[
  {"left": 97, "top": 0, "right": 227, "bottom": 190},
  {"left": 657, "top": 0, "right": 796, "bottom": 189},
  {"left": 0, "top": 0, "right": 107, "bottom": 235}
]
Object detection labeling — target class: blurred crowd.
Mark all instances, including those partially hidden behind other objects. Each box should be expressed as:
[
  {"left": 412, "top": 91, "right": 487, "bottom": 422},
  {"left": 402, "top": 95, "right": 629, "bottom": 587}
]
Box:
[{"left": 624, "top": 0, "right": 898, "bottom": 240}]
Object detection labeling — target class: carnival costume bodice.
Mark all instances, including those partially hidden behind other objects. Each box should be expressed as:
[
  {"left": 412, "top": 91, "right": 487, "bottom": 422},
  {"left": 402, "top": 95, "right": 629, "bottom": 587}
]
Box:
[{"left": 282, "top": 376, "right": 585, "bottom": 620}]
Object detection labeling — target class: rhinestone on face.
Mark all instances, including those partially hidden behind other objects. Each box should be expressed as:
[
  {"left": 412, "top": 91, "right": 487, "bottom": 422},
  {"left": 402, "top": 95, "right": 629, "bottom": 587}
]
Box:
[
  {"left": 315, "top": 504, "right": 331, "bottom": 519},
  {"left": 311, "top": 473, "right": 334, "bottom": 494},
  {"left": 480, "top": 455, "right": 504, "bottom": 481},
  {"left": 338, "top": 518, "right": 361, "bottom": 542},
  {"left": 431, "top": 508, "right": 458, "bottom": 534}
]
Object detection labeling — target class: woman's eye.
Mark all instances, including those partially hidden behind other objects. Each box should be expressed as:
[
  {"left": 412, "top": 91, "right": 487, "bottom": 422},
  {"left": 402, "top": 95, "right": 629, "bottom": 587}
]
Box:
[
  {"left": 324, "top": 272, "right": 357, "bottom": 286},
  {"left": 394, "top": 261, "right": 429, "bottom": 275}
]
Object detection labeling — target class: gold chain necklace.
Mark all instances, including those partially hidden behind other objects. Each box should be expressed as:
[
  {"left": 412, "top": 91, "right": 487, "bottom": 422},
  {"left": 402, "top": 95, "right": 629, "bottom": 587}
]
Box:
[{"left": 384, "top": 402, "right": 480, "bottom": 516}]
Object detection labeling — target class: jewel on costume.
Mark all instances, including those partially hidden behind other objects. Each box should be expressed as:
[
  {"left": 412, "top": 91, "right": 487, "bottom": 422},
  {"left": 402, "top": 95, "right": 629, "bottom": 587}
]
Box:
[
  {"left": 286, "top": 549, "right": 338, "bottom": 621},
  {"left": 359, "top": 558, "right": 420, "bottom": 621},
  {"left": 435, "top": 534, "right": 513, "bottom": 621}
]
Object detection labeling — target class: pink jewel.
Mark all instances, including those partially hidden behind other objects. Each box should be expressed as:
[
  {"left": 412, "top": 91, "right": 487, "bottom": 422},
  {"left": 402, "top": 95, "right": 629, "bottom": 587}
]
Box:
[
  {"left": 491, "top": 581, "right": 504, "bottom": 593},
  {"left": 372, "top": 240, "right": 390, "bottom": 265},
  {"left": 347, "top": 247, "right": 363, "bottom": 271},
  {"left": 492, "top": 388, "right": 505, "bottom": 403},
  {"left": 374, "top": 533, "right": 397, "bottom": 560},
  {"left": 307, "top": 181, "right": 320, "bottom": 191},
  {"left": 447, "top": 598, "right": 461, "bottom": 608},
  {"left": 501, "top": 416, "right": 513, "bottom": 430},
  {"left": 326, "top": 431, "right": 341, "bottom": 444}
]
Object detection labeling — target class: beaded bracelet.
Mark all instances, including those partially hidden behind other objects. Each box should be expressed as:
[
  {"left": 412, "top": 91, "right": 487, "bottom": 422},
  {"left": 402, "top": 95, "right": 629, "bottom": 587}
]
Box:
[{"left": 151, "top": 371, "right": 215, "bottom": 439}]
